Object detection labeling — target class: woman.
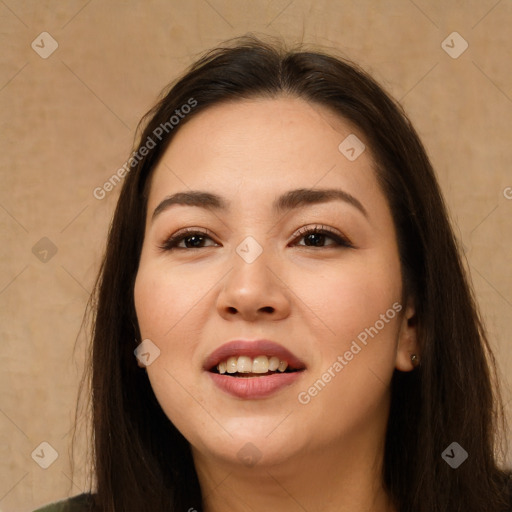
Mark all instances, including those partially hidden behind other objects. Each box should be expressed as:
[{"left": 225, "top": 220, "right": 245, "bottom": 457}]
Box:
[{"left": 35, "top": 35, "right": 512, "bottom": 511}]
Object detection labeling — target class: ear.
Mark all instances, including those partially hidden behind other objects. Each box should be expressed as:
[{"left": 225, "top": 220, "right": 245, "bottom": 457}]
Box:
[{"left": 395, "top": 296, "right": 420, "bottom": 372}]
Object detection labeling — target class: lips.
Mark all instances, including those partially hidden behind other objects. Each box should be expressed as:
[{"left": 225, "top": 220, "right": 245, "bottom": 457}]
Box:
[
  {"left": 203, "top": 339, "right": 306, "bottom": 373},
  {"left": 204, "top": 339, "right": 306, "bottom": 399}
]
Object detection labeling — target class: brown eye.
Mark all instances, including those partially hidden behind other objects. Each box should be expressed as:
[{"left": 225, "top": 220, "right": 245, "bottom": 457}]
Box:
[
  {"left": 159, "top": 229, "right": 218, "bottom": 251},
  {"left": 292, "top": 225, "right": 353, "bottom": 248}
]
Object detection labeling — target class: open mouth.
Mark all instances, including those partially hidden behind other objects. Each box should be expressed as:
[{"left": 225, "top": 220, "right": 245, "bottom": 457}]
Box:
[
  {"left": 208, "top": 355, "right": 305, "bottom": 377},
  {"left": 204, "top": 342, "right": 306, "bottom": 398}
]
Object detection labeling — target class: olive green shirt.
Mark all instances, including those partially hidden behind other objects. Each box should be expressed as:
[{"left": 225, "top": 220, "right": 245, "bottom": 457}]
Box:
[{"left": 33, "top": 493, "right": 94, "bottom": 512}]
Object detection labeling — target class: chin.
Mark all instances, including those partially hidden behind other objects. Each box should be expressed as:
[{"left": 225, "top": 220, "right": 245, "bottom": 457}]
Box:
[{"left": 189, "top": 420, "right": 307, "bottom": 469}]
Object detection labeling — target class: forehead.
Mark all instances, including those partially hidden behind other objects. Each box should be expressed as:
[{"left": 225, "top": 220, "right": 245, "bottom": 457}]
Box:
[{"left": 146, "top": 96, "right": 382, "bottom": 212}]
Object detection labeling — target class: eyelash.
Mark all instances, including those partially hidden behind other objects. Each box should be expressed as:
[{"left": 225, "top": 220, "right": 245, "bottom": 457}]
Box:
[{"left": 158, "top": 225, "right": 354, "bottom": 251}]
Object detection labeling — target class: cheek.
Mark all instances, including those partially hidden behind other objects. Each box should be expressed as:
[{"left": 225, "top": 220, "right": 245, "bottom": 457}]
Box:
[
  {"left": 133, "top": 261, "right": 209, "bottom": 403},
  {"left": 291, "top": 254, "right": 402, "bottom": 349},
  {"left": 134, "top": 261, "right": 211, "bottom": 340},
  {"left": 291, "top": 255, "right": 403, "bottom": 426},
  {"left": 133, "top": 263, "right": 210, "bottom": 439}
]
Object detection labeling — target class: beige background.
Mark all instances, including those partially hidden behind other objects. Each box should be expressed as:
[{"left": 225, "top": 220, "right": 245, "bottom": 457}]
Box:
[{"left": 1, "top": 1, "right": 511, "bottom": 510}]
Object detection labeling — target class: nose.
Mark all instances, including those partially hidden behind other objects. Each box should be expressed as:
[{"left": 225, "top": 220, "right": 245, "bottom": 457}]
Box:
[{"left": 216, "top": 245, "right": 291, "bottom": 322}]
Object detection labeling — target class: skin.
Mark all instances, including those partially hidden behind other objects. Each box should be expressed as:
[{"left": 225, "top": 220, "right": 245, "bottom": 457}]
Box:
[{"left": 134, "top": 96, "right": 419, "bottom": 512}]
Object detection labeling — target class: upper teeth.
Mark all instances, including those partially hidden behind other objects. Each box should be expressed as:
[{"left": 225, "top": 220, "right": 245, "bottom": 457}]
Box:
[{"left": 217, "top": 355, "right": 288, "bottom": 374}]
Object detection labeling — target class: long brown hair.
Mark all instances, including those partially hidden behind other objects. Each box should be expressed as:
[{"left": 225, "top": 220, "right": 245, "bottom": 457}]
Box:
[{"left": 78, "top": 35, "right": 511, "bottom": 511}]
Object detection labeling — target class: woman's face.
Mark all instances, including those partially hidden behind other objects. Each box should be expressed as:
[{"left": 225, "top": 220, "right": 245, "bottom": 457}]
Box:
[{"left": 134, "top": 96, "right": 417, "bottom": 468}]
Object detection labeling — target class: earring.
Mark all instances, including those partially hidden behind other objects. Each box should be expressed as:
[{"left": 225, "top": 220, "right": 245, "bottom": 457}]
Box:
[{"left": 410, "top": 354, "right": 420, "bottom": 367}]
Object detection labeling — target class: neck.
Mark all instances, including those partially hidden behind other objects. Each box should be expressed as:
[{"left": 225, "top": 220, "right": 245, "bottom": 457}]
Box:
[{"left": 192, "top": 422, "right": 396, "bottom": 512}]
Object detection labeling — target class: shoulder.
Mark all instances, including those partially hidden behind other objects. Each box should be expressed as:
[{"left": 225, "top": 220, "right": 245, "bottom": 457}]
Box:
[{"left": 32, "top": 493, "right": 95, "bottom": 512}]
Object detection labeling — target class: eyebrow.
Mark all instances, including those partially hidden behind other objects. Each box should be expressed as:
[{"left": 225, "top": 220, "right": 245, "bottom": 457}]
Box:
[{"left": 151, "top": 187, "right": 368, "bottom": 222}]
